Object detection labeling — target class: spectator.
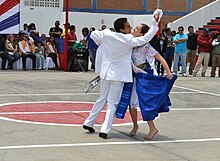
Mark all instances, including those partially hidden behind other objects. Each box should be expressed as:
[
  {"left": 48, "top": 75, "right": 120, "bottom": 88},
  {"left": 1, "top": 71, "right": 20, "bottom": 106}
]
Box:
[
  {"left": 18, "top": 34, "right": 37, "bottom": 71},
  {"left": 49, "top": 20, "right": 63, "bottom": 38},
  {"left": 46, "top": 36, "right": 60, "bottom": 70},
  {"left": 109, "top": 28, "right": 115, "bottom": 32},
  {"left": 101, "top": 25, "right": 107, "bottom": 30},
  {"left": 61, "top": 23, "right": 70, "bottom": 38},
  {"left": 173, "top": 26, "right": 188, "bottom": 77},
  {"left": 81, "top": 27, "right": 89, "bottom": 49},
  {"left": 186, "top": 26, "right": 198, "bottom": 75},
  {"left": 193, "top": 28, "right": 212, "bottom": 77},
  {"left": 41, "top": 34, "right": 47, "bottom": 55},
  {"left": 5, "top": 34, "right": 20, "bottom": 69},
  {"left": 161, "top": 28, "right": 174, "bottom": 75},
  {"left": 0, "top": 35, "right": 8, "bottom": 70},
  {"left": 20, "top": 23, "right": 29, "bottom": 35},
  {"left": 87, "top": 27, "right": 98, "bottom": 70},
  {"left": 210, "top": 33, "right": 220, "bottom": 77},
  {"left": 68, "top": 25, "right": 77, "bottom": 46},
  {"left": 34, "top": 41, "right": 45, "bottom": 69}
]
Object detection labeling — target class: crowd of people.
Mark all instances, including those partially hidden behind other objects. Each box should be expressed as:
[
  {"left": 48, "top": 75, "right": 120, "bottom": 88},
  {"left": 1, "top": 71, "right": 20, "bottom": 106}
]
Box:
[{"left": 1, "top": 19, "right": 219, "bottom": 76}]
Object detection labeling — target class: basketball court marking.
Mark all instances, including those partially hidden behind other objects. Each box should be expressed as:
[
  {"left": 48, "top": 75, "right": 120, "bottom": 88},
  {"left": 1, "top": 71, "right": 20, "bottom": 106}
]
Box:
[
  {"left": 174, "top": 85, "right": 220, "bottom": 97},
  {"left": 0, "top": 100, "right": 219, "bottom": 127},
  {"left": 0, "top": 137, "right": 220, "bottom": 150},
  {"left": 0, "top": 86, "right": 219, "bottom": 150},
  {"left": 0, "top": 91, "right": 199, "bottom": 97}
]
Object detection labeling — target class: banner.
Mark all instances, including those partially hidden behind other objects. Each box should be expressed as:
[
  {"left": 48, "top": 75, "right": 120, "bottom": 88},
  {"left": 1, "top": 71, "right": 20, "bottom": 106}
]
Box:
[{"left": 0, "top": 0, "right": 20, "bottom": 34}]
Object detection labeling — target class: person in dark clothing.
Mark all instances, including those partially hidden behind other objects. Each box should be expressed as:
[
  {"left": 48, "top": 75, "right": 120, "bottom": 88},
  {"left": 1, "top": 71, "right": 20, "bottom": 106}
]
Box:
[
  {"left": 49, "top": 20, "right": 63, "bottom": 38},
  {"left": 0, "top": 35, "right": 8, "bottom": 70},
  {"left": 87, "top": 27, "right": 98, "bottom": 70},
  {"left": 186, "top": 26, "right": 198, "bottom": 75},
  {"left": 161, "top": 28, "right": 174, "bottom": 75}
]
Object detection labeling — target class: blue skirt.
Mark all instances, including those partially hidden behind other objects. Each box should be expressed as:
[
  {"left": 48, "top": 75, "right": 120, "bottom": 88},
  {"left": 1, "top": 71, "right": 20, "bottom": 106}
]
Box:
[{"left": 116, "top": 72, "right": 177, "bottom": 121}]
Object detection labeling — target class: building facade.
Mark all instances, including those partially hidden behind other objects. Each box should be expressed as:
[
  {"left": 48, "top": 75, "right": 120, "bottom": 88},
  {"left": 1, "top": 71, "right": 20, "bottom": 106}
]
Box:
[{"left": 66, "top": 0, "right": 217, "bottom": 28}]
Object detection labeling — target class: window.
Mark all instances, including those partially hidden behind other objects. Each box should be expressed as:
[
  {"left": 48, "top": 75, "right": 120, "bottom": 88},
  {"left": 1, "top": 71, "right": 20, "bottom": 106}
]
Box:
[{"left": 24, "top": 0, "right": 60, "bottom": 8}]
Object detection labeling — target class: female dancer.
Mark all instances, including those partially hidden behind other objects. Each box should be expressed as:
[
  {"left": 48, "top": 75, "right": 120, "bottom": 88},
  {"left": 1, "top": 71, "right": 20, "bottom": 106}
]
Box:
[{"left": 116, "top": 24, "right": 177, "bottom": 140}]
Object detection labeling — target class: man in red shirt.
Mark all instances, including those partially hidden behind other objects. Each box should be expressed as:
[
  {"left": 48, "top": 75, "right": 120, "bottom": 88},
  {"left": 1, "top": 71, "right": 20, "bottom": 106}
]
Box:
[{"left": 193, "top": 28, "right": 212, "bottom": 77}]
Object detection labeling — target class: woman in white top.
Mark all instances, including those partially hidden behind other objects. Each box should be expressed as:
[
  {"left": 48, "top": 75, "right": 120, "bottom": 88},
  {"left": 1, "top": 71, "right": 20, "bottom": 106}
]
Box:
[
  {"left": 5, "top": 34, "right": 20, "bottom": 69},
  {"left": 116, "top": 24, "right": 176, "bottom": 140}
]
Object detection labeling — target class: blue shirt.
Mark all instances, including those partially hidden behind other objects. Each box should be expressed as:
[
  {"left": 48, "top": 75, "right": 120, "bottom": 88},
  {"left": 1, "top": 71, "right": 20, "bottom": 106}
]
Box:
[
  {"left": 173, "top": 33, "right": 188, "bottom": 53},
  {"left": 87, "top": 33, "right": 98, "bottom": 51}
]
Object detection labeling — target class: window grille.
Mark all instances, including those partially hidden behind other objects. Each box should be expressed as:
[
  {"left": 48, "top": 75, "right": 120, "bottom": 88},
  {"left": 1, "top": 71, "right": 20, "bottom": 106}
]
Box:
[{"left": 24, "top": 0, "right": 60, "bottom": 8}]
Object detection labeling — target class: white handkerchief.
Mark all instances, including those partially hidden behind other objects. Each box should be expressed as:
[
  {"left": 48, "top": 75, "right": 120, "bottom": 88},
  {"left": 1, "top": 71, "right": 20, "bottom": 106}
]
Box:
[{"left": 153, "top": 9, "right": 163, "bottom": 22}]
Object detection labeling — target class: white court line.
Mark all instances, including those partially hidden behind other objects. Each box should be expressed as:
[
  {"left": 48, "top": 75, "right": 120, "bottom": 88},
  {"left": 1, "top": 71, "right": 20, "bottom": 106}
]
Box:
[
  {"left": 0, "top": 138, "right": 220, "bottom": 150},
  {"left": 174, "top": 85, "right": 220, "bottom": 97},
  {"left": 0, "top": 91, "right": 198, "bottom": 97},
  {"left": 0, "top": 107, "right": 220, "bottom": 115}
]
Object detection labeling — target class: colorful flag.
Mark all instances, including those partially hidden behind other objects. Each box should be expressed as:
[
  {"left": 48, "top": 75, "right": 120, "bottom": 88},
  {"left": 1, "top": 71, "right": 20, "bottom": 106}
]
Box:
[{"left": 0, "top": 0, "right": 20, "bottom": 34}]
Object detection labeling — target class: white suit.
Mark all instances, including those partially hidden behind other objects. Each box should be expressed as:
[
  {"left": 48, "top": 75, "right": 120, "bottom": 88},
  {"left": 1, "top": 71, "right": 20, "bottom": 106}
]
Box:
[{"left": 84, "top": 10, "right": 162, "bottom": 134}]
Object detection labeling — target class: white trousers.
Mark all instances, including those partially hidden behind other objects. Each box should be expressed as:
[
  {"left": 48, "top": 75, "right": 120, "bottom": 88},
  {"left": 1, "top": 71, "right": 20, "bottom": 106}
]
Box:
[{"left": 84, "top": 79, "right": 123, "bottom": 134}]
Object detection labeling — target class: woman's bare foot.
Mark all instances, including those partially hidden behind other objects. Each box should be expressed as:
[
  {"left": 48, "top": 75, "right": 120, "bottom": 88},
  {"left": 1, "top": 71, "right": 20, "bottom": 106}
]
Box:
[
  {"left": 129, "top": 125, "right": 139, "bottom": 137},
  {"left": 144, "top": 129, "right": 158, "bottom": 140}
]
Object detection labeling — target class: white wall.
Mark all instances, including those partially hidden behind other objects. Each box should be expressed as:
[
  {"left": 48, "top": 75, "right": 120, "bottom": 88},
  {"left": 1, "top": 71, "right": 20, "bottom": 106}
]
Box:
[
  {"left": 168, "top": 0, "right": 220, "bottom": 31},
  {"left": 59, "top": 12, "right": 152, "bottom": 39},
  {"left": 20, "top": 0, "right": 152, "bottom": 38}
]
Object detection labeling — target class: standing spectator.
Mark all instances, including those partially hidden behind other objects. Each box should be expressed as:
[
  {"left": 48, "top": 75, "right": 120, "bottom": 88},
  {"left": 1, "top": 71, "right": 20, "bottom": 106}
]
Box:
[
  {"left": 61, "top": 23, "right": 70, "bottom": 38},
  {"left": 193, "top": 28, "right": 212, "bottom": 77},
  {"left": 210, "top": 33, "right": 220, "bottom": 77},
  {"left": 80, "top": 27, "right": 89, "bottom": 49},
  {"left": 49, "top": 20, "right": 63, "bottom": 38},
  {"left": 186, "top": 26, "right": 198, "bottom": 75},
  {"left": 20, "top": 23, "right": 29, "bottom": 35},
  {"left": 101, "top": 25, "right": 107, "bottom": 30},
  {"left": 18, "top": 34, "right": 37, "bottom": 71},
  {"left": 0, "top": 35, "right": 8, "bottom": 70},
  {"left": 68, "top": 25, "right": 77, "bottom": 46},
  {"left": 173, "top": 26, "right": 188, "bottom": 77},
  {"left": 5, "top": 34, "right": 20, "bottom": 69},
  {"left": 161, "top": 28, "right": 174, "bottom": 75},
  {"left": 87, "top": 27, "right": 98, "bottom": 71}
]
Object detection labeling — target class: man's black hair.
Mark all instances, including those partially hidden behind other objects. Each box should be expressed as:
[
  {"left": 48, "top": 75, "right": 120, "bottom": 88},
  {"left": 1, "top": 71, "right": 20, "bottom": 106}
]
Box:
[
  {"left": 188, "top": 26, "right": 194, "bottom": 30},
  {"left": 114, "top": 18, "right": 127, "bottom": 33},
  {"left": 178, "top": 26, "right": 184, "bottom": 31}
]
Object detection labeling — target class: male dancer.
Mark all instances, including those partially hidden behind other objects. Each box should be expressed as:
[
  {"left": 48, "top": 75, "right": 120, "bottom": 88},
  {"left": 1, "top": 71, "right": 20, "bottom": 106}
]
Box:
[{"left": 83, "top": 9, "right": 163, "bottom": 139}]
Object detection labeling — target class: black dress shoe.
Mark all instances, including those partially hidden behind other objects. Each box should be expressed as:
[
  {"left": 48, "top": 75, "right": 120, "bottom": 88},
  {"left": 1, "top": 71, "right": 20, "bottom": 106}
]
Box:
[
  {"left": 99, "top": 132, "right": 108, "bottom": 139},
  {"left": 83, "top": 125, "right": 95, "bottom": 133}
]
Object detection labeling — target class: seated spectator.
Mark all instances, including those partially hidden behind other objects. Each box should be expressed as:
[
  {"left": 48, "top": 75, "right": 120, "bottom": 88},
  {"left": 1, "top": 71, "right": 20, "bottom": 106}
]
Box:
[
  {"left": 0, "top": 35, "right": 8, "bottom": 70},
  {"left": 34, "top": 41, "right": 45, "bottom": 70},
  {"left": 5, "top": 34, "right": 20, "bottom": 69},
  {"left": 18, "top": 34, "right": 37, "bottom": 71},
  {"left": 68, "top": 25, "right": 77, "bottom": 46},
  {"left": 46, "top": 36, "right": 60, "bottom": 70},
  {"left": 49, "top": 20, "right": 63, "bottom": 38},
  {"left": 41, "top": 34, "right": 47, "bottom": 55}
]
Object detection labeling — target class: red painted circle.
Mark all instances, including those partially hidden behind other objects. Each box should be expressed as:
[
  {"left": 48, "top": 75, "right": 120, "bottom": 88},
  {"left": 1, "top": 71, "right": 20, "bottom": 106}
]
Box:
[{"left": 0, "top": 102, "right": 143, "bottom": 125}]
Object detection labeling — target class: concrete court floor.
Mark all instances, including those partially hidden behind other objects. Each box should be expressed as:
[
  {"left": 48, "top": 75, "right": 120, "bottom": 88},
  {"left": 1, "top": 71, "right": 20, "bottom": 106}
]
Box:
[{"left": 0, "top": 69, "right": 219, "bottom": 161}]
